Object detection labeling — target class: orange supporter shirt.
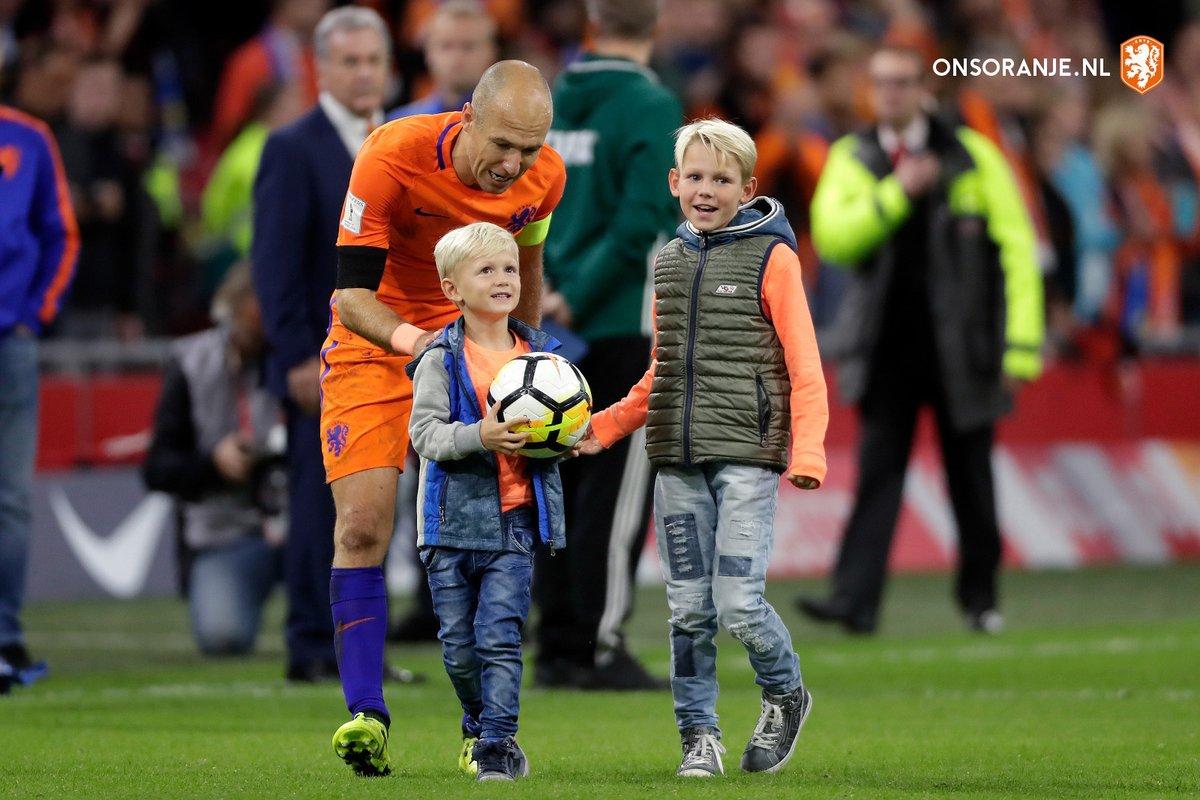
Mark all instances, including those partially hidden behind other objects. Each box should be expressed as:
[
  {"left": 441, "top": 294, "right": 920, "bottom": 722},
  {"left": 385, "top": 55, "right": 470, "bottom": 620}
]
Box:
[
  {"left": 464, "top": 335, "right": 535, "bottom": 512},
  {"left": 333, "top": 111, "right": 566, "bottom": 347},
  {"left": 590, "top": 244, "right": 828, "bottom": 485}
]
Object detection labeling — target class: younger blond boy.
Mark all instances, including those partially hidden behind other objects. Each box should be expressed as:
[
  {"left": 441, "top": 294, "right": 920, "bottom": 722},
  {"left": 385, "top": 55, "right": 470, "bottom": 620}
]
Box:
[{"left": 405, "top": 222, "right": 567, "bottom": 781}]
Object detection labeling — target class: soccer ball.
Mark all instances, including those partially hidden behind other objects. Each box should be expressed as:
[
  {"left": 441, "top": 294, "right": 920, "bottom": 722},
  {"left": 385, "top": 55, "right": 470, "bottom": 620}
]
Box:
[{"left": 487, "top": 352, "right": 592, "bottom": 458}]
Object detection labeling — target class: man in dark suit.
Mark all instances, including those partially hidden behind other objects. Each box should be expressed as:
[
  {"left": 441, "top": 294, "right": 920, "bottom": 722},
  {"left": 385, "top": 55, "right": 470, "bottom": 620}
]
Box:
[{"left": 251, "top": 6, "right": 389, "bottom": 681}]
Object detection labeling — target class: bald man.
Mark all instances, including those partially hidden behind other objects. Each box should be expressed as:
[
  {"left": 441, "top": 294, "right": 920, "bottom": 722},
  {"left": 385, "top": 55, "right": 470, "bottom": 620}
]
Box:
[{"left": 324, "top": 61, "right": 566, "bottom": 776}]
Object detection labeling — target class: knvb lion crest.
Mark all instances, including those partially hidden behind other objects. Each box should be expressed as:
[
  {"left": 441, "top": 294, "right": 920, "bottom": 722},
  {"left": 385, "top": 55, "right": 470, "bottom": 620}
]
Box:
[
  {"left": 1121, "top": 35, "right": 1164, "bottom": 94},
  {"left": 506, "top": 205, "right": 537, "bottom": 233},
  {"left": 325, "top": 423, "right": 349, "bottom": 457}
]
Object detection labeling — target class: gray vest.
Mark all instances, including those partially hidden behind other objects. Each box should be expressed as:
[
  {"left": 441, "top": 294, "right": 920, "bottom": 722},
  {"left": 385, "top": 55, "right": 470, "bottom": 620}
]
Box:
[
  {"left": 174, "top": 328, "right": 282, "bottom": 550},
  {"left": 647, "top": 204, "right": 792, "bottom": 471}
]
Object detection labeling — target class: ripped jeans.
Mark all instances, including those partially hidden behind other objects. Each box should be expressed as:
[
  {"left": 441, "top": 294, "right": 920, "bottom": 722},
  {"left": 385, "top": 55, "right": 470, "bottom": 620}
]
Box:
[{"left": 655, "top": 463, "right": 803, "bottom": 733}]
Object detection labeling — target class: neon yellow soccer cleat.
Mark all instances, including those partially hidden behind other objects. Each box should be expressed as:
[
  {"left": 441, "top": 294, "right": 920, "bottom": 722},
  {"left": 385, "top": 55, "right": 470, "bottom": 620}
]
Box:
[
  {"left": 332, "top": 712, "right": 392, "bottom": 777},
  {"left": 459, "top": 736, "right": 479, "bottom": 776},
  {"left": 459, "top": 714, "right": 480, "bottom": 776}
]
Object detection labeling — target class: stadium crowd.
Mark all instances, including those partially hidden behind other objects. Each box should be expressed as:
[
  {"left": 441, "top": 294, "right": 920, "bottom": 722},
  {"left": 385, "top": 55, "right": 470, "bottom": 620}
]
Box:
[{"left": 1, "top": 0, "right": 1198, "bottom": 361}]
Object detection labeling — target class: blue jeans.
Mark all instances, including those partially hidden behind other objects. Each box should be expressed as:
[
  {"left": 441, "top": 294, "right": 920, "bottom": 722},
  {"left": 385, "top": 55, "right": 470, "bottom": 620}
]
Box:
[
  {"left": 0, "top": 331, "right": 38, "bottom": 649},
  {"left": 655, "top": 463, "right": 803, "bottom": 733},
  {"left": 188, "top": 536, "right": 283, "bottom": 655},
  {"left": 422, "top": 507, "right": 536, "bottom": 741}
]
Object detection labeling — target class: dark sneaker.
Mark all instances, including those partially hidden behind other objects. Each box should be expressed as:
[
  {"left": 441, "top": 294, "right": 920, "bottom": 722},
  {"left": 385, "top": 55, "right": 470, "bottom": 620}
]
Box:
[
  {"left": 473, "top": 737, "right": 530, "bottom": 781},
  {"left": 383, "top": 662, "right": 427, "bottom": 684},
  {"left": 965, "top": 608, "right": 1004, "bottom": 635},
  {"left": 0, "top": 644, "right": 47, "bottom": 687},
  {"left": 533, "top": 658, "right": 587, "bottom": 688},
  {"left": 286, "top": 658, "right": 339, "bottom": 683},
  {"left": 796, "top": 596, "right": 876, "bottom": 634},
  {"left": 583, "top": 647, "right": 669, "bottom": 691},
  {"left": 676, "top": 726, "right": 725, "bottom": 778},
  {"left": 740, "top": 687, "right": 812, "bottom": 773}
]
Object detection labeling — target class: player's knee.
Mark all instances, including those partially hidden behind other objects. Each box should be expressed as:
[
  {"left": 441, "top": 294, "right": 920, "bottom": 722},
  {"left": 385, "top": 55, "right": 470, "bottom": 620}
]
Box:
[{"left": 335, "top": 504, "right": 390, "bottom": 556}]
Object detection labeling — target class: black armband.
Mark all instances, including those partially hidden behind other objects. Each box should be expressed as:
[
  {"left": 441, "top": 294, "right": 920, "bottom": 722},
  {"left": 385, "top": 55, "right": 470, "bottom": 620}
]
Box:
[{"left": 335, "top": 246, "right": 388, "bottom": 290}]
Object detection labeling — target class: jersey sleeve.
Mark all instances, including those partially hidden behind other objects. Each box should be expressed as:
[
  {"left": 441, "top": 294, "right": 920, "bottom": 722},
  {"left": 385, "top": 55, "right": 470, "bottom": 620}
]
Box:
[
  {"left": 336, "top": 133, "right": 411, "bottom": 249},
  {"left": 534, "top": 155, "right": 566, "bottom": 220}
]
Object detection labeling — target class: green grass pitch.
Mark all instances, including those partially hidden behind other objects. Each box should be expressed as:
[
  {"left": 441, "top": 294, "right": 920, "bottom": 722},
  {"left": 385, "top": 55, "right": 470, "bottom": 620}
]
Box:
[{"left": 2, "top": 566, "right": 1197, "bottom": 799}]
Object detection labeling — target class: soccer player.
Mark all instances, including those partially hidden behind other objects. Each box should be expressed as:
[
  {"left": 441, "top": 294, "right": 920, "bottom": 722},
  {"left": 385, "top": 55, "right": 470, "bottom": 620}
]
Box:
[
  {"left": 324, "top": 60, "right": 564, "bottom": 776},
  {"left": 408, "top": 222, "right": 567, "bottom": 781},
  {"left": 578, "top": 119, "right": 828, "bottom": 777}
]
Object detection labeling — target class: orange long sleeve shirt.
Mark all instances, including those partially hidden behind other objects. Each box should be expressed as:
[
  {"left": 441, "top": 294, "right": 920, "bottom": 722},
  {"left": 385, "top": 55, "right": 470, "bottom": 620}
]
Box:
[{"left": 590, "top": 243, "right": 828, "bottom": 485}]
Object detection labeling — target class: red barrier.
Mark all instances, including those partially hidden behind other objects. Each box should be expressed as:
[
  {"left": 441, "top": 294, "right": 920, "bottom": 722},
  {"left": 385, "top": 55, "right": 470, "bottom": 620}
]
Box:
[
  {"left": 36, "top": 374, "right": 162, "bottom": 470},
  {"left": 35, "top": 360, "right": 1200, "bottom": 469}
]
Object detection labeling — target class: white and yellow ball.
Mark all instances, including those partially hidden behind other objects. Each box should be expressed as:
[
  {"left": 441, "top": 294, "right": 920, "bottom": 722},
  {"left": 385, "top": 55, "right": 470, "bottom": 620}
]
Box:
[{"left": 487, "top": 352, "right": 592, "bottom": 458}]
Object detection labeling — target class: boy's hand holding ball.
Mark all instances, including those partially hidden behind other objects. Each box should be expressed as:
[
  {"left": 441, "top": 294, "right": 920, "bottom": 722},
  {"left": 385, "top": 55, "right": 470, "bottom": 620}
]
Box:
[
  {"left": 789, "top": 475, "right": 819, "bottom": 490},
  {"left": 481, "top": 401, "right": 530, "bottom": 455},
  {"left": 572, "top": 425, "right": 604, "bottom": 456}
]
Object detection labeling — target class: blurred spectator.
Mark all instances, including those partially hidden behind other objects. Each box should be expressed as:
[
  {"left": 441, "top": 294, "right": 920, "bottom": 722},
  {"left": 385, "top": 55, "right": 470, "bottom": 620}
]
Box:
[
  {"left": 1029, "top": 103, "right": 1080, "bottom": 348},
  {"left": 0, "top": 103, "right": 79, "bottom": 688},
  {"left": 142, "top": 263, "right": 286, "bottom": 656},
  {"left": 387, "top": 0, "right": 496, "bottom": 120},
  {"left": 653, "top": 0, "right": 730, "bottom": 115},
  {"left": 395, "top": 0, "right": 524, "bottom": 49},
  {"left": 209, "top": 0, "right": 328, "bottom": 151},
  {"left": 0, "top": 0, "right": 21, "bottom": 95},
  {"left": 799, "top": 45, "right": 1044, "bottom": 635},
  {"left": 199, "top": 81, "right": 306, "bottom": 292},
  {"left": 1095, "top": 102, "right": 1184, "bottom": 346},
  {"left": 250, "top": 5, "right": 387, "bottom": 683},
  {"left": 1036, "top": 87, "right": 1120, "bottom": 325},
  {"left": 11, "top": 42, "right": 79, "bottom": 122},
  {"left": 53, "top": 57, "right": 154, "bottom": 341},
  {"left": 537, "top": 0, "right": 679, "bottom": 691}
]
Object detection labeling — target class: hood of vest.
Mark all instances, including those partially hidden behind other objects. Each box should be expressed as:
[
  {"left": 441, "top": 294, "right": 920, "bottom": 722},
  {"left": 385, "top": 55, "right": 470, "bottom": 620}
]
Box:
[{"left": 676, "top": 196, "right": 797, "bottom": 252}]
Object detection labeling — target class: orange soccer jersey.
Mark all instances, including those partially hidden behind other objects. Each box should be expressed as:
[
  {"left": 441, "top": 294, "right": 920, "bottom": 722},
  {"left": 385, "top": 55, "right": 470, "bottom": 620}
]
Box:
[{"left": 320, "top": 111, "right": 565, "bottom": 482}]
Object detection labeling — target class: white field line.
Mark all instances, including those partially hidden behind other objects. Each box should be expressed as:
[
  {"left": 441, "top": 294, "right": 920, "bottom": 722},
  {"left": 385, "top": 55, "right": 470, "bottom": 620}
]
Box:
[
  {"left": 7, "top": 680, "right": 1196, "bottom": 709},
  {"left": 634, "top": 633, "right": 1199, "bottom": 671},
  {"left": 2, "top": 680, "right": 335, "bottom": 705},
  {"left": 25, "top": 630, "right": 284, "bottom": 653}
]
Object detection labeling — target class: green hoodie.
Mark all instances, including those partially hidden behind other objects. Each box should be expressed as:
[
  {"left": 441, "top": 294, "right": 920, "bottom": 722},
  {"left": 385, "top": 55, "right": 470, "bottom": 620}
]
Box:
[{"left": 544, "top": 53, "right": 683, "bottom": 342}]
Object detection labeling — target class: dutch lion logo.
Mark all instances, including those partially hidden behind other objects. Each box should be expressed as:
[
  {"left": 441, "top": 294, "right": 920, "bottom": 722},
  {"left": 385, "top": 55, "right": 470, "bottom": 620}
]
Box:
[{"left": 1121, "top": 37, "right": 1164, "bottom": 94}]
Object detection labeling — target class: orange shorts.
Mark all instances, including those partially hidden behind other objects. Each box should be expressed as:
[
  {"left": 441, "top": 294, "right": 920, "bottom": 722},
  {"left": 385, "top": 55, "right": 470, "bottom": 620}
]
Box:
[{"left": 319, "top": 336, "right": 413, "bottom": 483}]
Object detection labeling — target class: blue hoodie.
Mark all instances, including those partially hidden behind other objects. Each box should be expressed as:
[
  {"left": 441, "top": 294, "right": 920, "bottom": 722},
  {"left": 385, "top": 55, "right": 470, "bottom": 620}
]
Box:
[{"left": 0, "top": 106, "right": 79, "bottom": 335}]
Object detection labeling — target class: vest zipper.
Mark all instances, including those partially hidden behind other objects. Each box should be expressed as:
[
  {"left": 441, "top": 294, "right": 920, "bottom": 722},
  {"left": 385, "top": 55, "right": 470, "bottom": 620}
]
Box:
[
  {"left": 755, "top": 373, "right": 771, "bottom": 446},
  {"left": 682, "top": 234, "right": 710, "bottom": 465}
]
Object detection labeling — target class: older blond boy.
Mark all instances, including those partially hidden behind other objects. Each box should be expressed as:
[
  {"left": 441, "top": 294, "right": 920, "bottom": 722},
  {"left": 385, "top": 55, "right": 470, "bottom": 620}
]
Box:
[{"left": 580, "top": 119, "right": 828, "bottom": 777}]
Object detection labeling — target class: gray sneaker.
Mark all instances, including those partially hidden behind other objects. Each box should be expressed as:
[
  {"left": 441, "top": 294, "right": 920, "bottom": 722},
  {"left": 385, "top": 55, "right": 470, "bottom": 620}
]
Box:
[
  {"left": 676, "top": 726, "right": 726, "bottom": 778},
  {"left": 740, "top": 687, "right": 812, "bottom": 773},
  {"left": 473, "top": 737, "right": 530, "bottom": 781}
]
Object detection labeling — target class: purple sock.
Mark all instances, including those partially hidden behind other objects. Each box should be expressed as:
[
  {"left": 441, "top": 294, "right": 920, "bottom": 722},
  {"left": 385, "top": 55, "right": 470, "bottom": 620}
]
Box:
[{"left": 330, "top": 567, "right": 389, "bottom": 725}]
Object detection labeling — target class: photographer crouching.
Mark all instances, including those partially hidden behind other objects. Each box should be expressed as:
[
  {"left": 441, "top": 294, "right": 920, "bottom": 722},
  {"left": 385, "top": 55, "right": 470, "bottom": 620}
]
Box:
[{"left": 142, "top": 263, "right": 285, "bottom": 655}]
